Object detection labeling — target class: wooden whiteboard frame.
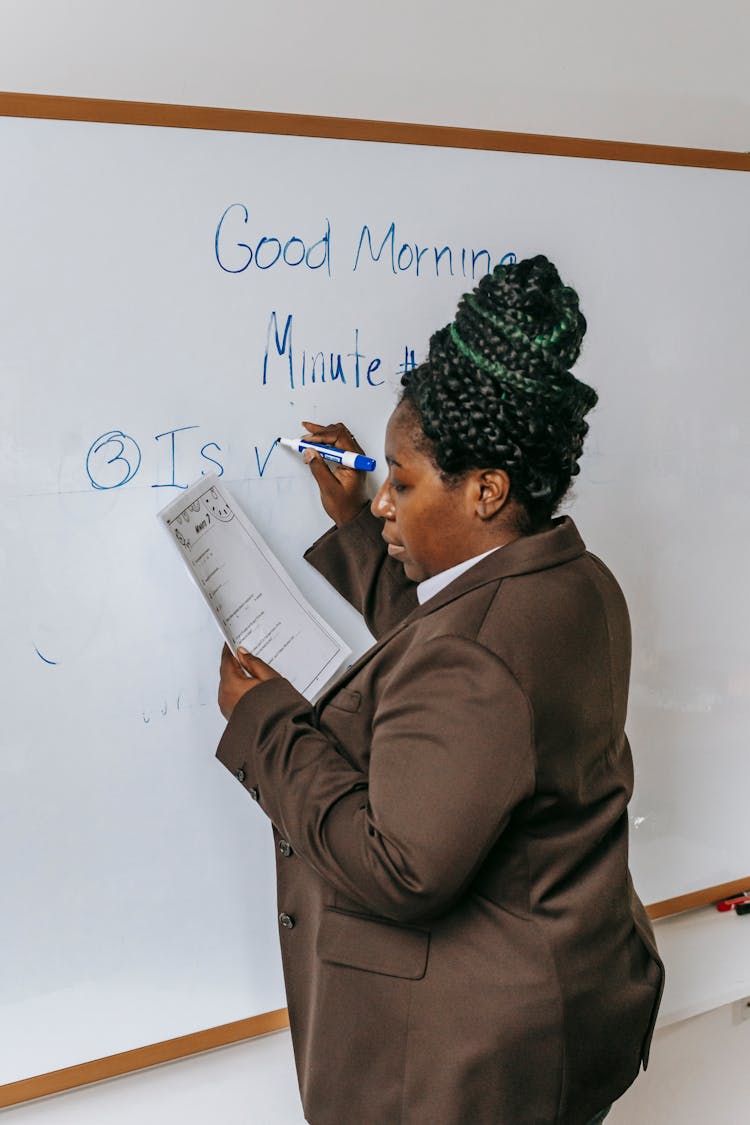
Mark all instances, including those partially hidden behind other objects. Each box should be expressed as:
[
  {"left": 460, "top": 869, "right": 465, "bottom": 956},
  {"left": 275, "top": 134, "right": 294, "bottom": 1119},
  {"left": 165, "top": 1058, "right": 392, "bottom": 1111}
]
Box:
[
  {"left": 1, "top": 91, "right": 749, "bottom": 170},
  {"left": 0, "top": 90, "right": 748, "bottom": 1108}
]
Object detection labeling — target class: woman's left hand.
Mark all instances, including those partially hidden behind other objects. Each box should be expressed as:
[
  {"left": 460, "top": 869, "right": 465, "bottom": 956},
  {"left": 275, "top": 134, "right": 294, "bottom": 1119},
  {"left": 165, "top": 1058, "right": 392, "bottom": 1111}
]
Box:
[{"left": 218, "top": 645, "right": 280, "bottom": 720}]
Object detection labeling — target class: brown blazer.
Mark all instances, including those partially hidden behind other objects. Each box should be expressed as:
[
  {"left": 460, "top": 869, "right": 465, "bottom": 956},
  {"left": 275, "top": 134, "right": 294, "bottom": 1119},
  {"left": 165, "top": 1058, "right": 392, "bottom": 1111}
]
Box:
[{"left": 216, "top": 509, "right": 664, "bottom": 1125}]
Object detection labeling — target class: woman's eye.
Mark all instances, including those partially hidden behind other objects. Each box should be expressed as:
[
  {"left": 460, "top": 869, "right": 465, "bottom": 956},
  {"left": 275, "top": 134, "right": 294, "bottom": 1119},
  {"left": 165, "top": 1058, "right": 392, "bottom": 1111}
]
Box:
[{"left": 389, "top": 478, "right": 406, "bottom": 494}]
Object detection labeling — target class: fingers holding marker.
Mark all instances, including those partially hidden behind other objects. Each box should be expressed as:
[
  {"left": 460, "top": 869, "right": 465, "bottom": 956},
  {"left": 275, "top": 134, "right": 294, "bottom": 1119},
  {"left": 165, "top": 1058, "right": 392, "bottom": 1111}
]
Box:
[
  {"left": 303, "top": 444, "right": 348, "bottom": 498},
  {"left": 302, "top": 445, "right": 328, "bottom": 472},
  {"left": 300, "top": 421, "right": 364, "bottom": 455},
  {"left": 289, "top": 426, "right": 368, "bottom": 526},
  {"left": 285, "top": 424, "right": 375, "bottom": 473}
]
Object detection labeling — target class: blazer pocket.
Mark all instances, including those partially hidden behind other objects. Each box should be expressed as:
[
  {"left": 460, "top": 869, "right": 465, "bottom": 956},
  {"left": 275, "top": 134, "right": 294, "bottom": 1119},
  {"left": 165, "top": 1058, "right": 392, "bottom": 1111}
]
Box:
[
  {"left": 317, "top": 907, "right": 429, "bottom": 980},
  {"left": 325, "top": 688, "right": 362, "bottom": 713}
]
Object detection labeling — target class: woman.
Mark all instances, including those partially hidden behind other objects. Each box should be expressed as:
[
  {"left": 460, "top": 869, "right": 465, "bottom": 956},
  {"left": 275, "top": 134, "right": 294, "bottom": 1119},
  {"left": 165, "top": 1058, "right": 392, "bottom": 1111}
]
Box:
[{"left": 217, "top": 256, "right": 663, "bottom": 1125}]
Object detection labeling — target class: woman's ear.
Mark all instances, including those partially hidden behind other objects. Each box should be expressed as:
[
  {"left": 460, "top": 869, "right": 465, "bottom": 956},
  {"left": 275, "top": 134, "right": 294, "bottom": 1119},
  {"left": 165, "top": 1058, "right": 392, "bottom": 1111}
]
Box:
[{"left": 475, "top": 469, "right": 512, "bottom": 519}]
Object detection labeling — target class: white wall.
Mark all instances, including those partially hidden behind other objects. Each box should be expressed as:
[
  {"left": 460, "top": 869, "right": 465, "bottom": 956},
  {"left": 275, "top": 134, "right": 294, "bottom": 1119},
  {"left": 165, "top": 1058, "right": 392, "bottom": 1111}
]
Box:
[
  {"left": 1, "top": 0, "right": 748, "bottom": 151},
  {"left": 609, "top": 1000, "right": 750, "bottom": 1125},
  {"left": 1, "top": 1, "right": 749, "bottom": 1121}
]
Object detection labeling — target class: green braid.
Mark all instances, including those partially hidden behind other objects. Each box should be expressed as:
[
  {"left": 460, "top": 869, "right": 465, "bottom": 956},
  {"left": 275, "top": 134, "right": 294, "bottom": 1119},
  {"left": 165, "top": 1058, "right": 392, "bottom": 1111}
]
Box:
[
  {"left": 461, "top": 293, "right": 569, "bottom": 380},
  {"left": 448, "top": 322, "right": 562, "bottom": 395}
]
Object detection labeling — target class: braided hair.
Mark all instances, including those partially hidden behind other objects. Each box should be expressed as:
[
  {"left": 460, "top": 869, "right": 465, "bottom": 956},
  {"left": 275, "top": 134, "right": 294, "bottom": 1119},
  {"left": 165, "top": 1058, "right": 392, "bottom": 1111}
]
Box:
[{"left": 400, "top": 255, "right": 597, "bottom": 532}]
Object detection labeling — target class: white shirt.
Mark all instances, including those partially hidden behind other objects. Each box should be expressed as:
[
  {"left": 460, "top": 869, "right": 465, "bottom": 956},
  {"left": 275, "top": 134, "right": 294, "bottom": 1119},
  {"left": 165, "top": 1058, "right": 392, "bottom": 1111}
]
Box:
[{"left": 416, "top": 546, "right": 504, "bottom": 605}]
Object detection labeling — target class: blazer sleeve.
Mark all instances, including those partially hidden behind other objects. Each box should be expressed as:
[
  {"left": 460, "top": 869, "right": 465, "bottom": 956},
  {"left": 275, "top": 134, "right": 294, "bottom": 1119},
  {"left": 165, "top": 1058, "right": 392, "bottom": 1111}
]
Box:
[
  {"left": 303, "top": 505, "right": 419, "bottom": 639},
  {"left": 216, "top": 634, "right": 536, "bottom": 924}
]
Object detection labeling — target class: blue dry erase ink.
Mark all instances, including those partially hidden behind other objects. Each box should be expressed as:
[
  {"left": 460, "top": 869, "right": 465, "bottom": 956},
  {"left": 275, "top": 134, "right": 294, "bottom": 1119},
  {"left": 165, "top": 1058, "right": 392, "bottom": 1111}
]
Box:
[
  {"left": 152, "top": 425, "right": 199, "bottom": 490},
  {"left": 255, "top": 440, "right": 278, "bottom": 478},
  {"left": 278, "top": 437, "right": 376, "bottom": 472},
  {"left": 85, "top": 430, "right": 142, "bottom": 490}
]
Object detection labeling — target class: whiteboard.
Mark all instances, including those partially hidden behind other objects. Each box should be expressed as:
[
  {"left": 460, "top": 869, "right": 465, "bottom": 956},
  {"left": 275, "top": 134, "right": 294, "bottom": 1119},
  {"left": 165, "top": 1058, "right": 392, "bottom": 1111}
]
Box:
[{"left": 0, "top": 110, "right": 748, "bottom": 1088}]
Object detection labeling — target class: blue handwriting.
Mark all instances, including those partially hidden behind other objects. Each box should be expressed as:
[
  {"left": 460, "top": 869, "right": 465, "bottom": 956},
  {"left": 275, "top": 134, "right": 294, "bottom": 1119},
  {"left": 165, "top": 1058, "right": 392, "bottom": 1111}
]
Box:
[
  {"left": 263, "top": 312, "right": 384, "bottom": 391},
  {"left": 86, "top": 430, "right": 142, "bottom": 490},
  {"left": 398, "top": 346, "right": 418, "bottom": 378},
  {"left": 86, "top": 427, "right": 225, "bottom": 491},
  {"left": 353, "top": 225, "right": 516, "bottom": 278},
  {"left": 215, "top": 204, "right": 331, "bottom": 276},
  {"left": 85, "top": 329, "right": 421, "bottom": 490},
  {"left": 255, "top": 439, "right": 279, "bottom": 478}
]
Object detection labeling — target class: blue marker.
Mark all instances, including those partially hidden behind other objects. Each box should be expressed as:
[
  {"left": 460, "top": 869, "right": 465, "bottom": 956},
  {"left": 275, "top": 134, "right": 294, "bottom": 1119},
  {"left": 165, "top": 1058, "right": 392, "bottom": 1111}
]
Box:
[{"left": 278, "top": 437, "right": 376, "bottom": 472}]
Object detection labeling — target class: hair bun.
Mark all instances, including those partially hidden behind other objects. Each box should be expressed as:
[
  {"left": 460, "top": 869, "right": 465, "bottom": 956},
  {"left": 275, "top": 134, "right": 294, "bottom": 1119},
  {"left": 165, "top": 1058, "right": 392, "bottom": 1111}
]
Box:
[
  {"left": 441, "top": 253, "right": 587, "bottom": 389},
  {"left": 401, "top": 254, "right": 597, "bottom": 529}
]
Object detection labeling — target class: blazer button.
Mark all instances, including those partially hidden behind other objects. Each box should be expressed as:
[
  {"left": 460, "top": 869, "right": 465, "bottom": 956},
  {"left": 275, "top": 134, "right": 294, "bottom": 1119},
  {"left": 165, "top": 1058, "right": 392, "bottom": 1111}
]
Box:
[
  {"left": 235, "top": 768, "right": 246, "bottom": 783},
  {"left": 278, "top": 840, "right": 293, "bottom": 857},
  {"left": 279, "top": 912, "right": 295, "bottom": 929},
  {"left": 247, "top": 786, "right": 259, "bottom": 801}
]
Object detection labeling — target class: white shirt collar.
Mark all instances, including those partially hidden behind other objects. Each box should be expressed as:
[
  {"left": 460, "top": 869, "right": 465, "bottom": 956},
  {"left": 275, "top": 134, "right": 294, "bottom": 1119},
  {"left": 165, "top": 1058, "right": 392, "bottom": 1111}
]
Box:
[{"left": 416, "top": 545, "right": 504, "bottom": 606}]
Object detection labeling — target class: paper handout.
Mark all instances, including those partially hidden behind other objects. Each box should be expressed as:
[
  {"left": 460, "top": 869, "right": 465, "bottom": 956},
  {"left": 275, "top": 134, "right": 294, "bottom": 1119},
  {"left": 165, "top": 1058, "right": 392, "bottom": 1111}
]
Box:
[{"left": 157, "top": 474, "right": 350, "bottom": 700}]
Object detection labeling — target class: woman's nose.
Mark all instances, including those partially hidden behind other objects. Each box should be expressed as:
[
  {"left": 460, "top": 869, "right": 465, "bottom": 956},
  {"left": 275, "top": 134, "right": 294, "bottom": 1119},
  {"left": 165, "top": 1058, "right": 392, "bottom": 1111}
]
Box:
[{"left": 371, "top": 480, "right": 393, "bottom": 520}]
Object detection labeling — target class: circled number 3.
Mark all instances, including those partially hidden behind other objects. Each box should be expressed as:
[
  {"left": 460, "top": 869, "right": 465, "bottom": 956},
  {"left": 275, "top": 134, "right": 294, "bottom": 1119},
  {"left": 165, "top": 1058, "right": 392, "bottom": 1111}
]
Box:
[{"left": 86, "top": 430, "right": 142, "bottom": 490}]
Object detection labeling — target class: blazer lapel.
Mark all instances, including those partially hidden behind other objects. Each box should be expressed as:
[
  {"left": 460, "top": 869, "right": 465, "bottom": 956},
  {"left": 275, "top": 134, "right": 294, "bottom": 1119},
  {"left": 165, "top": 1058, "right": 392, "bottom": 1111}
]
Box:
[
  {"left": 407, "top": 515, "right": 586, "bottom": 621},
  {"left": 315, "top": 516, "right": 586, "bottom": 710}
]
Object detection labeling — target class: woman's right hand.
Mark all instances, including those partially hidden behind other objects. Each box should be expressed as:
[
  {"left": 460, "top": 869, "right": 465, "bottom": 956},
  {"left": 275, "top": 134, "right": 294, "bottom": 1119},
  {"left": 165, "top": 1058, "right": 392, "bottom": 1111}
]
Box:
[{"left": 300, "top": 420, "right": 370, "bottom": 527}]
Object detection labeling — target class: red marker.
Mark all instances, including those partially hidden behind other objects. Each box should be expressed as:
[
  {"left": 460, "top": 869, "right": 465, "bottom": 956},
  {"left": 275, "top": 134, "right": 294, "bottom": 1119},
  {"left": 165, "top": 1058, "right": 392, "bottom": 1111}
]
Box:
[{"left": 716, "top": 891, "right": 750, "bottom": 912}]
